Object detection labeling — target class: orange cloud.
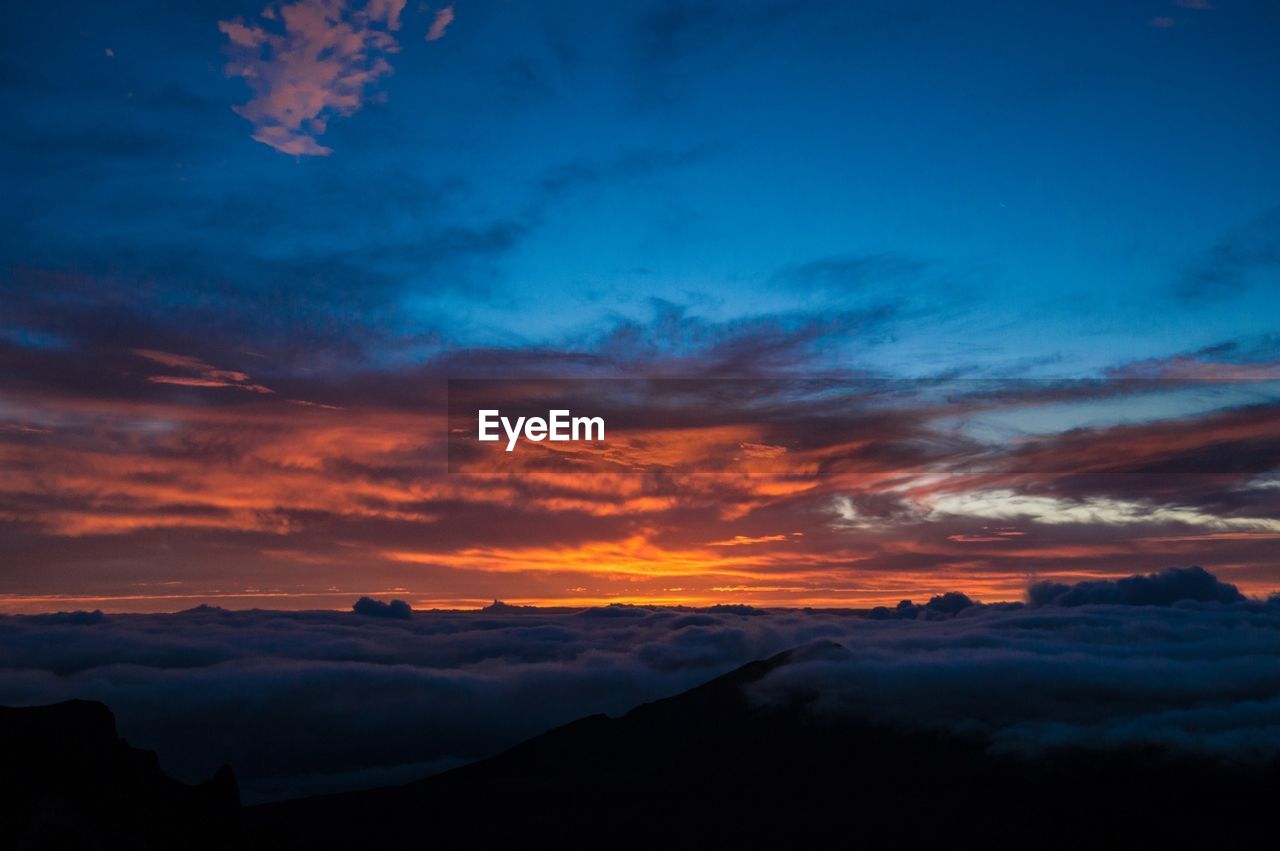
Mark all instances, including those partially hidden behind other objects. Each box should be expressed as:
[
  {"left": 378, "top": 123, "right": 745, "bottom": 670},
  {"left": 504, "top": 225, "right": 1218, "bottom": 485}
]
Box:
[
  {"left": 706, "top": 534, "right": 792, "bottom": 547},
  {"left": 4, "top": 367, "right": 1279, "bottom": 610},
  {"left": 383, "top": 533, "right": 863, "bottom": 585}
]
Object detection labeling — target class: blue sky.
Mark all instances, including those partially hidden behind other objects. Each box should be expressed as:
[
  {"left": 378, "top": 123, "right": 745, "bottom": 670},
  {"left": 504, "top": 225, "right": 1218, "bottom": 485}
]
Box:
[{"left": 5, "top": 0, "right": 1278, "bottom": 376}]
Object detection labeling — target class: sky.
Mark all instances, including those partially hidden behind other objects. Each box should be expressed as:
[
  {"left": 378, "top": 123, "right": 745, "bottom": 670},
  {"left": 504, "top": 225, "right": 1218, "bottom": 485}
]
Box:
[{"left": 2, "top": 0, "right": 1279, "bottom": 611}]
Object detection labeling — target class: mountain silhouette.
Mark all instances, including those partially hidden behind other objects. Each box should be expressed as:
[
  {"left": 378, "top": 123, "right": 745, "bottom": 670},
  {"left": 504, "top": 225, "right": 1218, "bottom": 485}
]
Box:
[
  {"left": 5, "top": 646, "right": 1276, "bottom": 849},
  {"left": 249, "top": 641, "right": 1278, "bottom": 848},
  {"left": 0, "top": 700, "right": 239, "bottom": 850}
]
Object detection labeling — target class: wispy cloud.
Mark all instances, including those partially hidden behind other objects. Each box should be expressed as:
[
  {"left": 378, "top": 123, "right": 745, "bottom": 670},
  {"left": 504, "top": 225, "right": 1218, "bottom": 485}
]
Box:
[
  {"left": 426, "top": 5, "right": 455, "bottom": 42},
  {"left": 218, "top": 0, "right": 406, "bottom": 156},
  {"left": 134, "top": 349, "right": 275, "bottom": 394},
  {"left": 706, "top": 534, "right": 793, "bottom": 547},
  {"left": 926, "top": 489, "right": 1280, "bottom": 534},
  {"left": 1178, "top": 206, "right": 1280, "bottom": 300}
]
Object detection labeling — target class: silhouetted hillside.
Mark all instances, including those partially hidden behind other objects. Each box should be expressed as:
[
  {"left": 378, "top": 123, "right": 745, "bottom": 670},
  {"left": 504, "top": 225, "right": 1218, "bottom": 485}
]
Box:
[
  {"left": 5, "top": 644, "right": 1276, "bottom": 849},
  {"left": 249, "top": 641, "right": 1279, "bottom": 848},
  {"left": 0, "top": 700, "right": 239, "bottom": 850}
]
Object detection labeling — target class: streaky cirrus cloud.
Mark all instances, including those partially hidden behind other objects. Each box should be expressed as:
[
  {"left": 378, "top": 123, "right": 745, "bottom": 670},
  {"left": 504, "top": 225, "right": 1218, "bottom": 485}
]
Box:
[
  {"left": 218, "top": 0, "right": 407, "bottom": 156},
  {"left": 133, "top": 349, "right": 275, "bottom": 394}
]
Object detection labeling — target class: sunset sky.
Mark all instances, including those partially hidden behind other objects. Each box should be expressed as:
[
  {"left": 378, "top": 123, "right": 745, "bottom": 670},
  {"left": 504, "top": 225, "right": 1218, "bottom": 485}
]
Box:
[{"left": 2, "top": 0, "right": 1279, "bottom": 612}]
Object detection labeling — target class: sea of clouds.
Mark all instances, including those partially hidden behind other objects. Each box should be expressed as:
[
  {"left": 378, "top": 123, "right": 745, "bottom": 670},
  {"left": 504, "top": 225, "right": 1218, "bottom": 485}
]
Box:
[{"left": 1, "top": 567, "right": 1277, "bottom": 803}]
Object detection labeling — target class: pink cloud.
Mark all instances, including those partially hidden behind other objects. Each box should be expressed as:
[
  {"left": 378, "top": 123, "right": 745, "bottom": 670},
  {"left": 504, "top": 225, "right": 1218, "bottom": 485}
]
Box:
[
  {"left": 1174, "top": 0, "right": 1213, "bottom": 9},
  {"left": 1150, "top": 16, "right": 1176, "bottom": 28},
  {"left": 426, "top": 4, "right": 455, "bottom": 42},
  {"left": 218, "top": 0, "right": 406, "bottom": 156},
  {"left": 134, "top": 349, "right": 275, "bottom": 394},
  {"left": 1109, "top": 353, "right": 1280, "bottom": 381}
]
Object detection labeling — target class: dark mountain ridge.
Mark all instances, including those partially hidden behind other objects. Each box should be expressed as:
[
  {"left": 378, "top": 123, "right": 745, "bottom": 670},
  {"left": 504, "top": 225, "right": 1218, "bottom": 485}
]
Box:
[
  {"left": 4, "top": 642, "right": 1276, "bottom": 849},
  {"left": 0, "top": 700, "right": 239, "bottom": 850},
  {"left": 249, "top": 641, "right": 1279, "bottom": 848}
]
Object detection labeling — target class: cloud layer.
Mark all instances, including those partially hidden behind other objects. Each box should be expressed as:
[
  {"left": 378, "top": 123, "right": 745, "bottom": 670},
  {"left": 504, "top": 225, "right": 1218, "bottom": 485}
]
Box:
[{"left": 2, "top": 571, "right": 1277, "bottom": 803}]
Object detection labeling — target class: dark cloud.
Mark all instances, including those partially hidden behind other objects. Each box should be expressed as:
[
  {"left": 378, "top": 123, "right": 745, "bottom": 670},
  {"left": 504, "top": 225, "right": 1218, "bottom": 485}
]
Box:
[
  {"left": 777, "top": 253, "right": 932, "bottom": 295},
  {"left": 536, "top": 147, "right": 712, "bottom": 198},
  {"left": 868, "top": 591, "right": 983, "bottom": 620},
  {"left": 630, "top": 0, "right": 870, "bottom": 72},
  {"left": 352, "top": 597, "right": 413, "bottom": 619},
  {"left": 1027, "top": 565, "right": 1244, "bottom": 608},
  {"left": 701, "top": 604, "right": 766, "bottom": 616},
  {"left": 2, "top": 122, "right": 202, "bottom": 163},
  {"left": 25, "top": 610, "right": 108, "bottom": 627},
  {"left": 1178, "top": 206, "right": 1280, "bottom": 300},
  {"left": 752, "top": 595, "right": 1280, "bottom": 762},
  {"left": 587, "top": 299, "right": 900, "bottom": 376},
  {"left": 488, "top": 57, "right": 558, "bottom": 101},
  {"left": 625, "top": 0, "right": 933, "bottom": 106}
]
